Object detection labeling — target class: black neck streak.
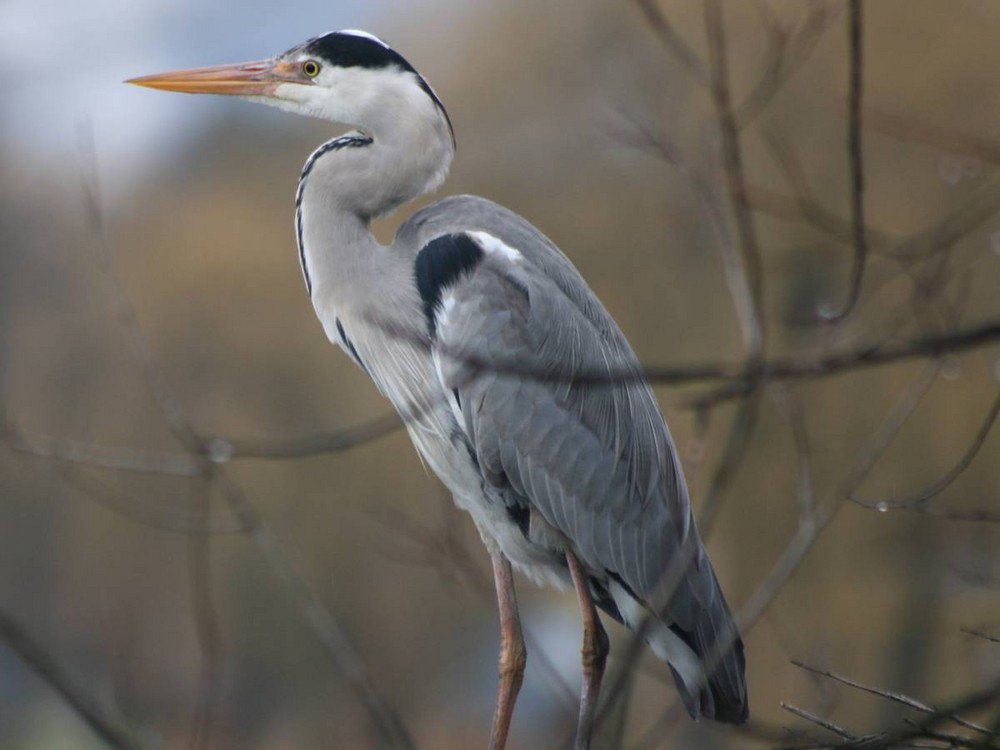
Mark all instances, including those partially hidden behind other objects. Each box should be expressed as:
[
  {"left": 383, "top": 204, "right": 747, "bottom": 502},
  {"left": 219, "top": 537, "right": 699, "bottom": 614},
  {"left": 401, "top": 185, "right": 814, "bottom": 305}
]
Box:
[{"left": 295, "top": 133, "right": 373, "bottom": 295}]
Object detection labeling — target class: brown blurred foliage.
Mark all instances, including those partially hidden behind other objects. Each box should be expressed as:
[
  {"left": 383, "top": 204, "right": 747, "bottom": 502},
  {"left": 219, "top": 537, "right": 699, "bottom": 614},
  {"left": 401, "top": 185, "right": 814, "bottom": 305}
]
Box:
[{"left": 1, "top": 1, "right": 999, "bottom": 749}]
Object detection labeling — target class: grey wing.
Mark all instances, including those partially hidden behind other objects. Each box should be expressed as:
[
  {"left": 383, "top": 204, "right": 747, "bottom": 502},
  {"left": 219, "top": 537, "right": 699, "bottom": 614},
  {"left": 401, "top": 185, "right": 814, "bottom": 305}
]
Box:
[
  {"left": 412, "top": 217, "right": 747, "bottom": 723},
  {"left": 429, "top": 231, "right": 713, "bottom": 605}
]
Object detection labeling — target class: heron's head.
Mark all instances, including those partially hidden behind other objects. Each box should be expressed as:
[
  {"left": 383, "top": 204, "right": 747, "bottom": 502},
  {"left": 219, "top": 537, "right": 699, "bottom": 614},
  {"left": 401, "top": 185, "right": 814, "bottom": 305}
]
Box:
[{"left": 128, "top": 30, "right": 453, "bottom": 145}]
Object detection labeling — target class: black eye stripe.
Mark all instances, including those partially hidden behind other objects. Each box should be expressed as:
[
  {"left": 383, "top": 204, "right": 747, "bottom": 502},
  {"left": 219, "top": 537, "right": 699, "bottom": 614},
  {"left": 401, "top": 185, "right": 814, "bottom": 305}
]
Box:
[
  {"left": 301, "top": 32, "right": 409, "bottom": 72},
  {"left": 289, "top": 31, "right": 454, "bottom": 145}
]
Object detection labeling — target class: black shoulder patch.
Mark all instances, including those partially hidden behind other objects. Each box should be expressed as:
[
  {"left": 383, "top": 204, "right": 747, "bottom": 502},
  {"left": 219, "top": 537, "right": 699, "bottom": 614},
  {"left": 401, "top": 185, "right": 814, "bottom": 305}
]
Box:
[{"left": 414, "top": 233, "right": 484, "bottom": 337}]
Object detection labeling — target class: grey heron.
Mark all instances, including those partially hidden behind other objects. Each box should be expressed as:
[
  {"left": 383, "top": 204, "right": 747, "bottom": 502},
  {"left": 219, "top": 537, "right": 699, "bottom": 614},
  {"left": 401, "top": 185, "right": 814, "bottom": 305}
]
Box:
[{"left": 128, "top": 29, "right": 748, "bottom": 749}]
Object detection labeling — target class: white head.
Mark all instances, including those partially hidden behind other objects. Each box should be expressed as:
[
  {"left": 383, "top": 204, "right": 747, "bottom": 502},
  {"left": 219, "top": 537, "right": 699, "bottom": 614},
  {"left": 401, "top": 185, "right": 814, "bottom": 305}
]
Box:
[
  {"left": 128, "top": 30, "right": 455, "bottom": 216},
  {"left": 129, "top": 30, "right": 450, "bottom": 134}
]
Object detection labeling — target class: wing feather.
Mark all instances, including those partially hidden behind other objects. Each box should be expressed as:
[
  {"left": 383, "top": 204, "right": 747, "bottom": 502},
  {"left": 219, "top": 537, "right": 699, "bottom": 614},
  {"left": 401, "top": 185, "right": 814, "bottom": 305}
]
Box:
[
  {"left": 405, "top": 200, "right": 747, "bottom": 723},
  {"left": 431, "top": 231, "right": 690, "bottom": 604}
]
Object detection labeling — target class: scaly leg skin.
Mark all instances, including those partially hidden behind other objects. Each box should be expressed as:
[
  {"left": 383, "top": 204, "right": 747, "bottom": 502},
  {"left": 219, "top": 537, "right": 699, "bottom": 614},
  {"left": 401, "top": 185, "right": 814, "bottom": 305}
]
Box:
[
  {"left": 488, "top": 553, "right": 527, "bottom": 750},
  {"left": 566, "top": 551, "right": 610, "bottom": 750}
]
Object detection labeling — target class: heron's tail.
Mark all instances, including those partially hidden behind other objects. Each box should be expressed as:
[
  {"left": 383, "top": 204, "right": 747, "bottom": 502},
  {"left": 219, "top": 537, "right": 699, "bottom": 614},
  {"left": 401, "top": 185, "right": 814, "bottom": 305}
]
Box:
[
  {"left": 606, "top": 569, "right": 748, "bottom": 724},
  {"left": 662, "top": 614, "right": 747, "bottom": 723},
  {"left": 650, "top": 571, "right": 748, "bottom": 724}
]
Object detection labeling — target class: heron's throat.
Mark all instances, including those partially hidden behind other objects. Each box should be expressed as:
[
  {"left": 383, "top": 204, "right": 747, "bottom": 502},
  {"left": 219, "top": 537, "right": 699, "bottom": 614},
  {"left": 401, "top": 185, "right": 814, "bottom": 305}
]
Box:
[
  {"left": 300, "top": 92, "right": 454, "bottom": 222},
  {"left": 294, "top": 100, "right": 453, "bottom": 296}
]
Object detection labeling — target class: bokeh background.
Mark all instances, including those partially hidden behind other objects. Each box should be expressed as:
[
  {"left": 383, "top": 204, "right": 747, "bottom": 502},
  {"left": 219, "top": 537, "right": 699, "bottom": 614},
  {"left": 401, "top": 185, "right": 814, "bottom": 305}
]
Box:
[{"left": 1, "top": 1, "right": 999, "bottom": 748}]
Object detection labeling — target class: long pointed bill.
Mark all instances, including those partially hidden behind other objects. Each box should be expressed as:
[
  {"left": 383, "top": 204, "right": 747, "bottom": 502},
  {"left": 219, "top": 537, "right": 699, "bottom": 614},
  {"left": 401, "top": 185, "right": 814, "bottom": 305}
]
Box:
[{"left": 126, "top": 59, "right": 304, "bottom": 96}]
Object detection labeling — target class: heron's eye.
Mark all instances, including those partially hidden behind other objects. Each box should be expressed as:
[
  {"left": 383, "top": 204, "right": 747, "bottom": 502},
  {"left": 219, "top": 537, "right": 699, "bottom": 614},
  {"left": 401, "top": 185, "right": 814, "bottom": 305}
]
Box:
[{"left": 302, "top": 60, "right": 321, "bottom": 78}]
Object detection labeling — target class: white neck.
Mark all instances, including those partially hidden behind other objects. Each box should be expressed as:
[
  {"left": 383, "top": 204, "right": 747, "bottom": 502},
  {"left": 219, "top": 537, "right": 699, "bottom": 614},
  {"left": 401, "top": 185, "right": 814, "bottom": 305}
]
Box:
[
  {"left": 292, "top": 70, "right": 453, "bottom": 314},
  {"left": 280, "top": 66, "right": 454, "bottom": 220}
]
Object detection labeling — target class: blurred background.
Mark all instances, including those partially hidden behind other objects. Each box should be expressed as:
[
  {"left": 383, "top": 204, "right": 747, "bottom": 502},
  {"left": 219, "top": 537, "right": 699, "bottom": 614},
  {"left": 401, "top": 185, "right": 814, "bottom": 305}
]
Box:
[{"left": 1, "top": 1, "right": 999, "bottom": 748}]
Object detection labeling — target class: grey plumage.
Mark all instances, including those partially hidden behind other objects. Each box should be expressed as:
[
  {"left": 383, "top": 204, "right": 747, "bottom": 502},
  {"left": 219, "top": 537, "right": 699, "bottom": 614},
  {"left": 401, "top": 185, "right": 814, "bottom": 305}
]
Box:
[
  {"left": 402, "top": 198, "right": 747, "bottom": 722},
  {"left": 128, "top": 28, "right": 748, "bottom": 738}
]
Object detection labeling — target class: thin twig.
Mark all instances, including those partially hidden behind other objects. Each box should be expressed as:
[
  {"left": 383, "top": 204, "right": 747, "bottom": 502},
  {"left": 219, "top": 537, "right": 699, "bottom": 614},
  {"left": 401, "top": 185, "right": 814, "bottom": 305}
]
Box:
[
  {"left": 736, "top": 2, "right": 833, "bottom": 129},
  {"left": 11, "top": 318, "right": 1000, "bottom": 459},
  {"left": 751, "top": 155, "right": 1000, "bottom": 274},
  {"left": 0, "top": 410, "right": 251, "bottom": 534},
  {"left": 771, "top": 387, "right": 816, "bottom": 520},
  {"left": 371, "top": 497, "right": 579, "bottom": 711},
  {"left": 705, "top": 0, "right": 767, "bottom": 357},
  {"left": 851, "top": 389, "right": 1000, "bottom": 510},
  {"left": 218, "top": 412, "right": 402, "bottom": 459},
  {"left": 865, "top": 108, "right": 1000, "bottom": 166},
  {"left": 919, "top": 507, "right": 1000, "bottom": 524},
  {"left": 824, "top": 0, "right": 868, "bottom": 322},
  {"left": 891, "top": 177, "right": 1000, "bottom": 262},
  {"left": 776, "top": 657, "right": 1000, "bottom": 749},
  {"left": 620, "top": 102, "right": 763, "bottom": 367},
  {"left": 185, "top": 477, "right": 223, "bottom": 750},
  {"left": 735, "top": 362, "right": 939, "bottom": 637},
  {"left": 962, "top": 628, "right": 1000, "bottom": 644},
  {"left": 0, "top": 607, "right": 160, "bottom": 750},
  {"left": 75, "top": 127, "right": 418, "bottom": 750},
  {"left": 214, "top": 472, "right": 419, "bottom": 750},
  {"left": 5, "top": 432, "right": 201, "bottom": 476},
  {"left": 792, "top": 661, "right": 998, "bottom": 737},
  {"left": 687, "top": 319, "right": 1000, "bottom": 408},
  {"left": 782, "top": 702, "right": 859, "bottom": 740},
  {"left": 632, "top": 0, "right": 710, "bottom": 84},
  {"left": 0, "top": 413, "right": 402, "bottom": 472},
  {"left": 697, "top": 391, "right": 762, "bottom": 537}
]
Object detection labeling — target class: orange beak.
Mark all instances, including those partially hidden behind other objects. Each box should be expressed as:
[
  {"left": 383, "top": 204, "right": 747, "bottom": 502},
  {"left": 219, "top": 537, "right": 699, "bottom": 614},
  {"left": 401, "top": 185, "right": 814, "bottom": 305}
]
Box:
[{"left": 126, "top": 59, "right": 305, "bottom": 96}]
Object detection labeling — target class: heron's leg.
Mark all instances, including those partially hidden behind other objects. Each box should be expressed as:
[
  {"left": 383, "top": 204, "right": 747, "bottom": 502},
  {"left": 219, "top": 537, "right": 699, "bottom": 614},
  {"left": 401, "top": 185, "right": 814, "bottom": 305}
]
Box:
[
  {"left": 488, "top": 553, "right": 526, "bottom": 750},
  {"left": 566, "top": 551, "right": 610, "bottom": 750}
]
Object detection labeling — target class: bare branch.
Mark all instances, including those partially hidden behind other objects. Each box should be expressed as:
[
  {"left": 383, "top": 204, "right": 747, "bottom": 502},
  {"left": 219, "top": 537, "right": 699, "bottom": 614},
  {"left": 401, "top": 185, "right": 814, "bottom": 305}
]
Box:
[
  {"left": 0, "top": 410, "right": 251, "bottom": 534},
  {"left": 824, "top": 0, "right": 868, "bottom": 322},
  {"left": 688, "top": 319, "right": 1000, "bottom": 407},
  {"left": 76, "top": 122, "right": 199, "bottom": 454},
  {"left": 771, "top": 387, "right": 817, "bottom": 520},
  {"left": 372, "top": 497, "right": 579, "bottom": 712},
  {"left": 962, "top": 628, "right": 1000, "bottom": 644},
  {"left": 212, "top": 473, "right": 420, "bottom": 750},
  {"left": 0, "top": 607, "right": 161, "bottom": 750},
  {"left": 632, "top": 0, "right": 710, "bottom": 85},
  {"left": 736, "top": 2, "right": 833, "bottom": 129},
  {"left": 776, "top": 676, "right": 1000, "bottom": 750},
  {"left": 891, "top": 177, "right": 1000, "bottom": 262},
  {"left": 618, "top": 98, "right": 766, "bottom": 363},
  {"left": 851, "top": 389, "right": 1000, "bottom": 510},
  {"left": 12, "top": 319, "right": 1000, "bottom": 467},
  {"left": 697, "top": 392, "right": 762, "bottom": 537},
  {"left": 792, "top": 661, "right": 998, "bottom": 737},
  {"left": 753, "top": 142, "right": 1000, "bottom": 273},
  {"left": 705, "top": 0, "right": 767, "bottom": 357},
  {"left": 0, "top": 412, "right": 403, "bottom": 472},
  {"left": 782, "top": 701, "right": 859, "bottom": 740},
  {"left": 611, "top": 365, "right": 934, "bottom": 750},
  {"left": 918, "top": 507, "right": 1000, "bottom": 524},
  {"left": 865, "top": 108, "right": 1000, "bottom": 166},
  {"left": 218, "top": 412, "right": 402, "bottom": 459},
  {"left": 5, "top": 431, "right": 201, "bottom": 476},
  {"left": 735, "top": 363, "right": 939, "bottom": 638},
  {"left": 185, "top": 478, "right": 223, "bottom": 750},
  {"left": 75, "top": 130, "right": 419, "bottom": 750}
]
